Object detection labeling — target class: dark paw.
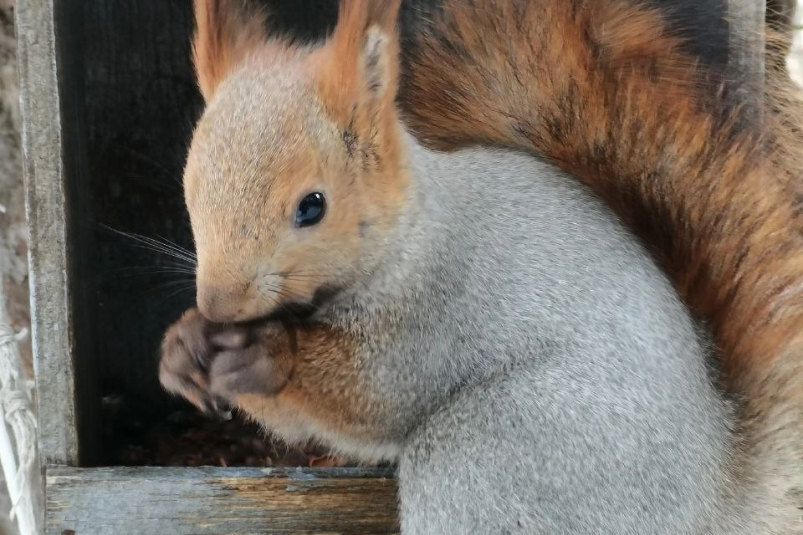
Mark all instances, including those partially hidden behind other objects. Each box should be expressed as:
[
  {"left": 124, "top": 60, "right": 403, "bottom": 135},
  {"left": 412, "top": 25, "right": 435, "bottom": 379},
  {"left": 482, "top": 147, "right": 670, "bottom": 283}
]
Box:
[{"left": 159, "top": 308, "right": 287, "bottom": 415}]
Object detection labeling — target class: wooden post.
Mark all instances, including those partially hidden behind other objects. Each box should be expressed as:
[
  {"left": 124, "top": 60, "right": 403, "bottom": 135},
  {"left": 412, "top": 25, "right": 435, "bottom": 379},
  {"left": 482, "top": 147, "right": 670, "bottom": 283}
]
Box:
[{"left": 15, "top": 0, "right": 80, "bottom": 468}]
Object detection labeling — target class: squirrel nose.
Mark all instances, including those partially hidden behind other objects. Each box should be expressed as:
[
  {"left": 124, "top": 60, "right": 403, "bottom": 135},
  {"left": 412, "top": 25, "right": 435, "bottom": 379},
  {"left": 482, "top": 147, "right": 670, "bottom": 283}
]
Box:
[{"left": 197, "top": 283, "right": 252, "bottom": 323}]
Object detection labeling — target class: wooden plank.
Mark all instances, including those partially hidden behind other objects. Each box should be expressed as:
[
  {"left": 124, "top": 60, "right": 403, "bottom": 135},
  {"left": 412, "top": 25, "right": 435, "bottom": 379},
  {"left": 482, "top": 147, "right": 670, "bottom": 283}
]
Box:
[
  {"left": 15, "top": 0, "right": 79, "bottom": 466},
  {"left": 46, "top": 466, "right": 400, "bottom": 535}
]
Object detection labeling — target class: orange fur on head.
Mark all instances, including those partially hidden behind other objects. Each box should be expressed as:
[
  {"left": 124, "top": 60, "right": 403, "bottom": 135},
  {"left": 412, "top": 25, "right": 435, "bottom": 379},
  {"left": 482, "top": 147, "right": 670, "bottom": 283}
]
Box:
[
  {"left": 192, "top": 0, "right": 269, "bottom": 101},
  {"left": 184, "top": 0, "right": 410, "bottom": 323},
  {"left": 303, "top": 0, "right": 407, "bottom": 232},
  {"left": 310, "top": 0, "right": 402, "bottom": 124}
]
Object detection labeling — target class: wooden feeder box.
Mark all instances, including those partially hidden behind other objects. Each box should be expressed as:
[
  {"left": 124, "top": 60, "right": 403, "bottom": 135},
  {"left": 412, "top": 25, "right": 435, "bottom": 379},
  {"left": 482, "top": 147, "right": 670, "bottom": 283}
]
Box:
[
  {"left": 16, "top": 0, "right": 397, "bottom": 533},
  {"left": 14, "top": 0, "right": 765, "bottom": 533}
]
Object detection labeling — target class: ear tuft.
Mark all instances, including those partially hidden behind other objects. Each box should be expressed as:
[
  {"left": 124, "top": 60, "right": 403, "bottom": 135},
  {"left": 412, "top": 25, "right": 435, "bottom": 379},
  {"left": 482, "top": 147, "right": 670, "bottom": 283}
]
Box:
[
  {"left": 314, "top": 0, "right": 402, "bottom": 122},
  {"left": 192, "top": 0, "right": 268, "bottom": 101},
  {"left": 363, "top": 28, "right": 391, "bottom": 100},
  {"left": 364, "top": 0, "right": 401, "bottom": 33}
]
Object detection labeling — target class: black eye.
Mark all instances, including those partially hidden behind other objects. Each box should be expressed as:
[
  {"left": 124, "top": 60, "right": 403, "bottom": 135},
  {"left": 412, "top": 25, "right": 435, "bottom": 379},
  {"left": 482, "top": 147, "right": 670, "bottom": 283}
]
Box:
[{"left": 295, "top": 192, "right": 326, "bottom": 228}]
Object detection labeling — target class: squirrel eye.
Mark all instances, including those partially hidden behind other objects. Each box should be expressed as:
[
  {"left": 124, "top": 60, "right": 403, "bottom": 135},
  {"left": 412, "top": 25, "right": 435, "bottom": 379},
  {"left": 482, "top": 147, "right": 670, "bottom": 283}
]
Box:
[{"left": 295, "top": 192, "right": 326, "bottom": 228}]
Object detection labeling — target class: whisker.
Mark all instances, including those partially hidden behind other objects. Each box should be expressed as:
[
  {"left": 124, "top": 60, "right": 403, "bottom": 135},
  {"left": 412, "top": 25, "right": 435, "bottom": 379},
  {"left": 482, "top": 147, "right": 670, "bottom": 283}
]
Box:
[
  {"left": 101, "top": 264, "right": 197, "bottom": 276},
  {"left": 152, "top": 284, "right": 197, "bottom": 309},
  {"left": 275, "top": 269, "right": 333, "bottom": 276},
  {"left": 96, "top": 271, "right": 196, "bottom": 285},
  {"left": 99, "top": 225, "right": 197, "bottom": 266},
  {"left": 148, "top": 279, "right": 197, "bottom": 291},
  {"left": 126, "top": 279, "right": 198, "bottom": 299},
  {"left": 281, "top": 275, "right": 329, "bottom": 283},
  {"left": 145, "top": 235, "right": 196, "bottom": 261}
]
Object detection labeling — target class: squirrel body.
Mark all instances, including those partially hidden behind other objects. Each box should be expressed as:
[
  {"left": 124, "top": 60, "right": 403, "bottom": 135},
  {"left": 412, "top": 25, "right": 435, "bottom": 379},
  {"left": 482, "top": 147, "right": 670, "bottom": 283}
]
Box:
[
  {"left": 372, "top": 137, "right": 738, "bottom": 533},
  {"left": 159, "top": 0, "right": 802, "bottom": 532}
]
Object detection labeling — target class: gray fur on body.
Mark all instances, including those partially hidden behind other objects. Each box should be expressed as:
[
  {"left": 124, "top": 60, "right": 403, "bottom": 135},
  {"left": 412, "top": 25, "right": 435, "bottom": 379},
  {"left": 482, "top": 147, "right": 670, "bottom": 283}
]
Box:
[{"left": 311, "top": 132, "right": 740, "bottom": 534}]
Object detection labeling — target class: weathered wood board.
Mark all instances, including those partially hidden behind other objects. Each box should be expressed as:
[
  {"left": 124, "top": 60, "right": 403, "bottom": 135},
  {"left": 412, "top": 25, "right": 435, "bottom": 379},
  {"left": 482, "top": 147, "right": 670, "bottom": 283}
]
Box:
[
  {"left": 16, "top": 0, "right": 83, "bottom": 467},
  {"left": 46, "top": 466, "right": 400, "bottom": 535}
]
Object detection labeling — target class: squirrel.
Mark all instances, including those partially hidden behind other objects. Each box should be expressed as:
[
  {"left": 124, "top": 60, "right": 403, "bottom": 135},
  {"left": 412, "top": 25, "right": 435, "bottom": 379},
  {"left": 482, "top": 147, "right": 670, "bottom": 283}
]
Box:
[
  {"left": 159, "top": 0, "right": 802, "bottom": 532},
  {"left": 262, "top": 0, "right": 803, "bottom": 521},
  {"left": 220, "top": 3, "right": 803, "bottom": 509}
]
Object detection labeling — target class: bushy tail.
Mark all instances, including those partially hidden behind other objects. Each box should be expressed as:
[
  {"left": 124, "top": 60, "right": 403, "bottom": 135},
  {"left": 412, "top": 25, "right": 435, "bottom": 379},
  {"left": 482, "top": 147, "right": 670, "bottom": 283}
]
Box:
[{"left": 398, "top": 0, "right": 803, "bottom": 516}]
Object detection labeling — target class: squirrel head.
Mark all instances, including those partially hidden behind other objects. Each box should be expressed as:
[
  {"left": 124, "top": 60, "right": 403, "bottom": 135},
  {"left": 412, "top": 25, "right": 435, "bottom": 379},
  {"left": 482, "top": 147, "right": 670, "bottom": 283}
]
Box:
[{"left": 184, "top": 0, "right": 406, "bottom": 323}]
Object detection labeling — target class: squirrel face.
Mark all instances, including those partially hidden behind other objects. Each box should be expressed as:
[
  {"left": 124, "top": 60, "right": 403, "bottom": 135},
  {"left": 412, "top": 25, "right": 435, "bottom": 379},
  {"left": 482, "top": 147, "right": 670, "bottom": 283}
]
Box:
[{"left": 184, "top": 0, "right": 405, "bottom": 323}]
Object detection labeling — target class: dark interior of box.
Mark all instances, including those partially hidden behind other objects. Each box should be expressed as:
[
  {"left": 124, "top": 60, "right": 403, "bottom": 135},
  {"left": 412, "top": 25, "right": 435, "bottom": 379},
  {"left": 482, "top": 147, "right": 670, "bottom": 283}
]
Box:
[
  {"left": 59, "top": 0, "right": 347, "bottom": 468},
  {"left": 53, "top": 0, "right": 740, "bottom": 470}
]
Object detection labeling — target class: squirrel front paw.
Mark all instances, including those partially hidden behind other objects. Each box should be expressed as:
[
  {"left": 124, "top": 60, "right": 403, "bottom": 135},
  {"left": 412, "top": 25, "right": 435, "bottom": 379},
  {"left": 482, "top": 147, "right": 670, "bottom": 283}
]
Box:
[{"left": 159, "top": 308, "right": 290, "bottom": 414}]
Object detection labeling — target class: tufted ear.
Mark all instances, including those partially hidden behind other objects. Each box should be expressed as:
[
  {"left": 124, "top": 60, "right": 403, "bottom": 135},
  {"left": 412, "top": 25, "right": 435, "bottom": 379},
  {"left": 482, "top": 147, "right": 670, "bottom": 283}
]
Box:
[
  {"left": 313, "top": 0, "right": 402, "bottom": 124},
  {"left": 192, "top": 0, "right": 268, "bottom": 101}
]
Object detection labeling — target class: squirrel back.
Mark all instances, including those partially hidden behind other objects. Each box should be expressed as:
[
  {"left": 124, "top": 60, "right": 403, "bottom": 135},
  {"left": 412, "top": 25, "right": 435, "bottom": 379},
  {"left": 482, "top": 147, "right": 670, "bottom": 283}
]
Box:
[{"left": 160, "top": 0, "right": 801, "bottom": 532}]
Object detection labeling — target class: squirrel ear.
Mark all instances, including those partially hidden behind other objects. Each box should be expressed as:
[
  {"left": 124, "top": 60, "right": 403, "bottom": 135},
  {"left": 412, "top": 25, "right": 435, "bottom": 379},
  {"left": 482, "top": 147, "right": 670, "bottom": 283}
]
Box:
[
  {"left": 192, "top": 0, "right": 268, "bottom": 101},
  {"left": 315, "top": 0, "right": 402, "bottom": 122},
  {"left": 362, "top": 25, "right": 394, "bottom": 102},
  {"left": 360, "top": 0, "right": 402, "bottom": 96}
]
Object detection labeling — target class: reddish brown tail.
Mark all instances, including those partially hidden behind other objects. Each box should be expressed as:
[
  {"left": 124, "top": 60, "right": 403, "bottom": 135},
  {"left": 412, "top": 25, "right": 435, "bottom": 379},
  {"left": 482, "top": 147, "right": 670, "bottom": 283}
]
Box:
[{"left": 398, "top": 0, "right": 803, "bottom": 479}]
